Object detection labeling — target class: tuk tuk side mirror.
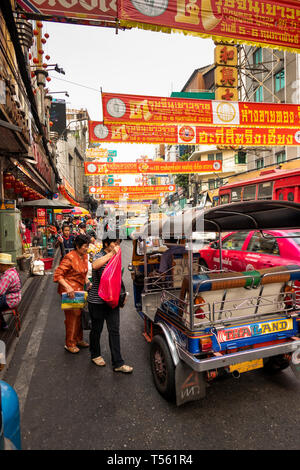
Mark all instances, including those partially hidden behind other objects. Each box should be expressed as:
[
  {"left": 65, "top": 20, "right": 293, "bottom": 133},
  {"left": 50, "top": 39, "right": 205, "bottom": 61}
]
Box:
[{"left": 128, "top": 263, "right": 134, "bottom": 272}]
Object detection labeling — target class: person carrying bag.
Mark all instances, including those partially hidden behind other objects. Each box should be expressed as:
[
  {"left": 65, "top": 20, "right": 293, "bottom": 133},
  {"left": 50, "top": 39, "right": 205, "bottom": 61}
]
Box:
[
  {"left": 54, "top": 234, "right": 91, "bottom": 354},
  {"left": 87, "top": 237, "right": 133, "bottom": 373}
]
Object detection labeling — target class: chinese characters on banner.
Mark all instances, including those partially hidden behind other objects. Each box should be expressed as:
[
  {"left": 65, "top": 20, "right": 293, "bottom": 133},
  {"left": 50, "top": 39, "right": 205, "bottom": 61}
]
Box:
[
  {"left": 214, "top": 44, "right": 238, "bottom": 102},
  {"left": 118, "top": 0, "right": 300, "bottom": 53},
  {"left": 101, "top": 93, "right": 300, "bottom": 128},
  {"left": 85, "top": 160, "right": 222, "bottom": 175},
  {"left": 89, "top": 121, "right": 300, "bottom": 146}
]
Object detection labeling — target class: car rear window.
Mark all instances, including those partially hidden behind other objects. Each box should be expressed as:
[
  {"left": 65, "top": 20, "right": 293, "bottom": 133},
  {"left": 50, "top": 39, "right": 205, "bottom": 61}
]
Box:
[{"left": 286, "top": 232, "right": 300, "bottom": 247}]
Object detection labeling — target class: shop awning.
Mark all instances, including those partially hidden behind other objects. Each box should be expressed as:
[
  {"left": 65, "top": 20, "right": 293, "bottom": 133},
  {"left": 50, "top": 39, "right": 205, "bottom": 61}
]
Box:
[{"left": 19, "top": 198, "right": 73, "bottom": 209}]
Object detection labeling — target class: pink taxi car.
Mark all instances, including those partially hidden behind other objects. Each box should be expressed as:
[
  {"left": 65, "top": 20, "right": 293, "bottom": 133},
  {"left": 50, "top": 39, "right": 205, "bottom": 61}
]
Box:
[{"left": 198, "top": 229, "right": 300, "bottom": 272}]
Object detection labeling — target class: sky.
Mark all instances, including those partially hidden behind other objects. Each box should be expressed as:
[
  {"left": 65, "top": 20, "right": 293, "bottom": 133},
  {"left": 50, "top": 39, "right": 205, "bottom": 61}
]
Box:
[{"left": 44, "top": 22, "right": 214, "bottom": 158}]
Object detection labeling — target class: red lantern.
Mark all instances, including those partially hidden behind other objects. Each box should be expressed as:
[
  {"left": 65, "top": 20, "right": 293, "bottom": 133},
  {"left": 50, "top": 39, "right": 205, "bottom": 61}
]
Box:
[
  {"left": 33, "top": 29, "right": 38, "bottom": 36},
  {"left": 44, "top": 33, "right": 49, "bottom": 39},
  {"left": 45, "top": 55, "right": 50, "bottom": 61},
  {"left": 37, "top": 22, "right": 43, "bottom": 28},
  {"left": 46, "top": 77, "right": 51, "bottom": 82},
  {"left": 33, "top": 57, "right": 39, "bottom": 64},
  {"left": 41, "top": 38, "right": 46, "bottom": 44},
  {"left": 29, "top": 53, "right": 32, "bottom": 59},
  {"left": 38, "top": 49, "right": 44, "bottom": 55},
  {"left": 42, "top": 63, "right": 48, "bottom": 69}
]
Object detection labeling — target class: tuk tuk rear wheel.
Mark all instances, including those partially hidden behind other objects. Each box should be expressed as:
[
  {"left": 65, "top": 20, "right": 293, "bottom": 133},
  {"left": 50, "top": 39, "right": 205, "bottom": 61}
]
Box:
[{"left": 150, "top": 335, "right": 175, "bottom": 401}]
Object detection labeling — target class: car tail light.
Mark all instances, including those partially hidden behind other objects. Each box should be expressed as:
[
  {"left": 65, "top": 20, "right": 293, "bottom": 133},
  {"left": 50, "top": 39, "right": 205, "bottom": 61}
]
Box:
[
  {"left": 200, "top": 336, "right": 213, "bottom": 352},
  {"left": 195, "top": 296, "right": 205, "bottom": 319}
]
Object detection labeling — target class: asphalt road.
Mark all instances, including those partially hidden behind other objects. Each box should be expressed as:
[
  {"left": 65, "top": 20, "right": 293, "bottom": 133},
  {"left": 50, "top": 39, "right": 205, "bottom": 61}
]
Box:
[{"left": 2, "top": 241, "right": 300, "bottom": 450}]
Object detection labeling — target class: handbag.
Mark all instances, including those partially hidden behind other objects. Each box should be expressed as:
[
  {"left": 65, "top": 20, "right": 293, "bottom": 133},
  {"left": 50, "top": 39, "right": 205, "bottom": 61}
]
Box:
[
  {"left": 81, "top": 304, "right": 92, "bottom": 330},
  {"left": 119, "top": 280, "right": 128, "bottom": 308},
  {"left": 61, "top": 291, "right": 87, "bottom": 310}
]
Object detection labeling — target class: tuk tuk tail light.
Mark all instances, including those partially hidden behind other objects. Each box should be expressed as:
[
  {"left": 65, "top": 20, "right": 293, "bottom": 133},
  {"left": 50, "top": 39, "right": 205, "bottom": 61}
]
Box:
[
  {"left": 284, "top": 285, "right": 296, "bottom": 308},
  {"left": 195, "top": 296, "right": 205, "bottom": 319},
  {"left": 200, "top": 336, "right": 213, "bottom": 352}
]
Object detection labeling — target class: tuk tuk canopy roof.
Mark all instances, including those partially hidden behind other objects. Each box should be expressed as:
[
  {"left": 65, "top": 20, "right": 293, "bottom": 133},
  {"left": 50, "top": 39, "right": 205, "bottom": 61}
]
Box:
[{"left": 134, "top": 201, "right": 300, "bottom": 239}]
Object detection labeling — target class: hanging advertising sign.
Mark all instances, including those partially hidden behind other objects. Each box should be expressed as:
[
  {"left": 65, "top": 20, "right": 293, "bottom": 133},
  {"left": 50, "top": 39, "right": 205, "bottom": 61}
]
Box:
[
  {"left": 89, "top": 184, "right": 176, "bottom": 194},
  {"left": 118, "top": 0, "right": 300, "bottom": 53},
  {"left": 85, "top": 160, "right": 222, "bottom": 175},
  {"left": 16, "top": 0, "right": 117, "bottom": 21},
  {"left": 101, "top": 93, "right": 300, "bottom": 128},
  {"left": 89, "top": 121, "right": 300, "bottom": 146}
]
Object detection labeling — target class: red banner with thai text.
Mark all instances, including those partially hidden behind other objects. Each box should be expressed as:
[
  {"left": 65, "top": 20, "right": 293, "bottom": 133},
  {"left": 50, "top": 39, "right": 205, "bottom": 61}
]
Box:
[
  {"left": 89, "top": 184, "right": 176, "bottom": 194},
  {"left": 118, "top": 0, "right": 300, "bottom": 53},
  {"left": 85, "top": 160, "right": 222, "bottom": 175},
  {"left": 89, "top": 120, "right": 300, "bottom": 146},
  {"left": 101, "top": 93, "right": 300, "bottom": 128}
]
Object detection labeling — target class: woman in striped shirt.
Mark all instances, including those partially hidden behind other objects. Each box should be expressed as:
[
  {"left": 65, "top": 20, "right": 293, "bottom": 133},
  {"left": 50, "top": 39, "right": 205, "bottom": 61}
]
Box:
[{"left": 88, "top": 238, "right": 133, "bottom": 373}]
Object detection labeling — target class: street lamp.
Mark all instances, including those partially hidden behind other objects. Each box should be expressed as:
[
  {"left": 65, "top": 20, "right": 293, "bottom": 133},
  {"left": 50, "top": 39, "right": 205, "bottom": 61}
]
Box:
[
  {"left": 56, "top": 116, "right": 88, "bottom": 141},
  {"left": 51, "top": 91, "right": 70, "bottom": 97}
]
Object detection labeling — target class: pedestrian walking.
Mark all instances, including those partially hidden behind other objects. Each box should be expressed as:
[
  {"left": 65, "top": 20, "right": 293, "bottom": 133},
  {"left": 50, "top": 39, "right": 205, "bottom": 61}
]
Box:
[
  {"left": 88, "top": 238, "right": 133, "bottom": 373},
  {"left": 0, "top": 253, "right": 22, "bottom": 331},
  {"left": 53, "top": 234, "right": 91, "bottom": 353},
  {"left": 55, "top": 224, "right": 75, "bottom": 260}
]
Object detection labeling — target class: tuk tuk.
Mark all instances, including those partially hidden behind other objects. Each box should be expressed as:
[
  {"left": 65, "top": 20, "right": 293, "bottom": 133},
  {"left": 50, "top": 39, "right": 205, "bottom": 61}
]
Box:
[{"left": 129, "top": 201, "right": 300, "bottom": 406}]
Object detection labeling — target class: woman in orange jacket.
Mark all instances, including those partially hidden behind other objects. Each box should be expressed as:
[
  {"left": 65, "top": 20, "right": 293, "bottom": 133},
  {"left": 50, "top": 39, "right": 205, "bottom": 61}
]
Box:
[{"left": 54, "top": 234, "right": 91, "bottom": 353}]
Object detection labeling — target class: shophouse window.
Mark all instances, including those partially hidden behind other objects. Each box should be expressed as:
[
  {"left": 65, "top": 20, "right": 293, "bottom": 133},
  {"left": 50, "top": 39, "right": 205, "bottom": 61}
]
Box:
[
  {"left": 208, "top": 179, "right": 215, "bottom": 190},
  {"left": 276, "top": 151, "right": 286, "bottom": 164},
  {"left": 208, "top": 154, "right": 215, "bottom": 160},
  {"left": 235, "top": 151, "right": 247, "bottom": 164},
  {"left": 275, "top": 70, "right": 285, "bottom": 92},
  {"left": 215, "top": 152, "right": 223, "bottom": 162},
  {"left": 256, "top": 158, "right": 264, "bottom": 169},
  {"left": 253, "top": 48, "right": 262, "bottom": 64},
  {"left": 254, "top": 86, "right": 263, "bottom": 102}
]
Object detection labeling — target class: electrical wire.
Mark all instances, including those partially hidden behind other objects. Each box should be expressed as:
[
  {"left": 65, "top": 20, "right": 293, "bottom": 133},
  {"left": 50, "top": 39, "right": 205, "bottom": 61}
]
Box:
[{"left": 49, "top": 76, "right": 101, "bottom": 93}]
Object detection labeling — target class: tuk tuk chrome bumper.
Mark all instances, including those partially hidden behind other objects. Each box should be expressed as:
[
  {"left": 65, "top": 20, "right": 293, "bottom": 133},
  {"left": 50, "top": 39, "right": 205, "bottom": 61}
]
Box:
[{"left": 176, "top": 338, "right": 300, "bottom": 372}]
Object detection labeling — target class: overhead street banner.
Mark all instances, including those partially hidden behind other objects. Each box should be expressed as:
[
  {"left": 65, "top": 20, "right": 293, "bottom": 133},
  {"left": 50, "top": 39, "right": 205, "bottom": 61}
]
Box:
[
  {"left": 89, "top": 184, "right": 176, "bottom": 194},
  {"left": 89, "top": 121, "right": 300, "bottom": 146},
  {"left": 16, "top": 0, "right": 117, "bottom": 21},
  {"left": 118, "top": 0, "right": 300, "bottom": 54},
  {"left": 95, "top": 193, "right": 167, "bottom": 200},
  {"left": 15, "top": 2, "right": 131, "bottom": 29},
  {"left": 85, "top": 160, "right": 222, "bottom": 175},
  {"left": 101, "top": 93, "right": 300, "bottom": 128}
]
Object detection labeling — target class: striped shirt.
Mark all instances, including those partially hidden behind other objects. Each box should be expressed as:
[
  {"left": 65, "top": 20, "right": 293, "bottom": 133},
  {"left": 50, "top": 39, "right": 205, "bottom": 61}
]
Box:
[
  {"left": 87, "top": 249, "right": 109, "bottom": 304},
  {"left": 0, "top": 267, "right": 22, "bottom": 308}
]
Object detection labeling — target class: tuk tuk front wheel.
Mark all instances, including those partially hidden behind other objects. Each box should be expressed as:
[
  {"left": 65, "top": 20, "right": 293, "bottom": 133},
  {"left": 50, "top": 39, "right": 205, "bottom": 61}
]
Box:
[{"left": 150, "top": 335, "right": 175, "bottom": 401}]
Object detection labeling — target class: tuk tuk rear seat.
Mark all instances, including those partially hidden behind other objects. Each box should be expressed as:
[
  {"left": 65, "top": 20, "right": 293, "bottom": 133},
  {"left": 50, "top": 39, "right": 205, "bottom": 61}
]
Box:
[{"left": 169, "top": 265, "right": 300, "bottom": 324}]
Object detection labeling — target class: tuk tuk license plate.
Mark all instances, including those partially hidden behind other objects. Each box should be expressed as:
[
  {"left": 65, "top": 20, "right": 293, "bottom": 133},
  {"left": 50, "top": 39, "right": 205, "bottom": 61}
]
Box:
[{"left": 229, "top": 358, "right": 263, "bottom": 374}]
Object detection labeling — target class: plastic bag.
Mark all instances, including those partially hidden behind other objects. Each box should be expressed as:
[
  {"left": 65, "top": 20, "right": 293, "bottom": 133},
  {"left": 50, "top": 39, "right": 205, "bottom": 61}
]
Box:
[
  {"left": 31, "top": 260, "right": 44, "bottom": 276},
  {"left": 98, "top": 249, "right": 121, "bottom": 308}
]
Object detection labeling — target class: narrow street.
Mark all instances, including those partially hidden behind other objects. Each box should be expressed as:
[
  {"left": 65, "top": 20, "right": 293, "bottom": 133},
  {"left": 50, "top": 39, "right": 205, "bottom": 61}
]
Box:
[{"left": 1, "top": 241, "right": 300, "bottom": 451}]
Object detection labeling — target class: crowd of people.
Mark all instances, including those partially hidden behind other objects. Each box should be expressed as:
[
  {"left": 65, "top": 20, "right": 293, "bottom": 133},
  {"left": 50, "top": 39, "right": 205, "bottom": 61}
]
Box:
[{"left": 0, "top": 210, "right": 133, "bottom": 374}]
